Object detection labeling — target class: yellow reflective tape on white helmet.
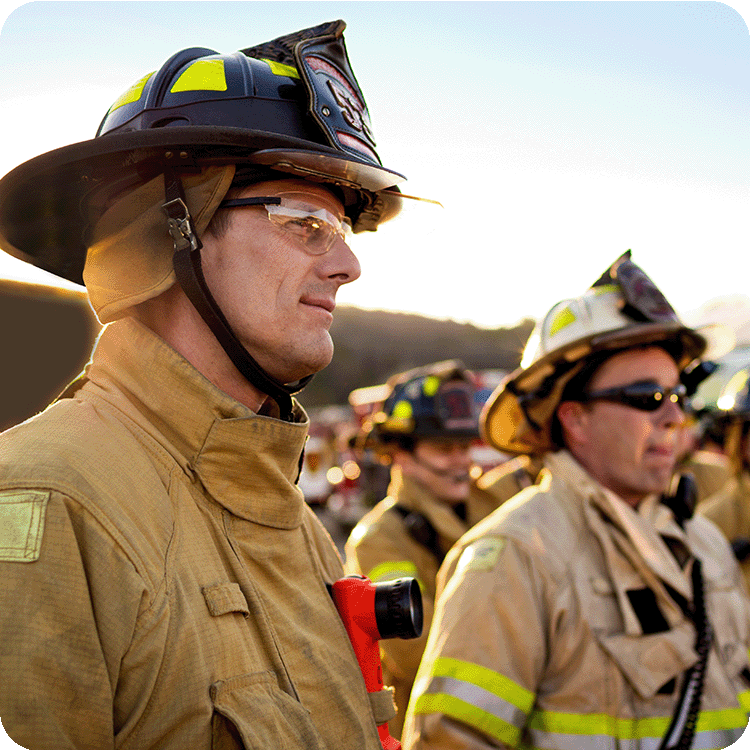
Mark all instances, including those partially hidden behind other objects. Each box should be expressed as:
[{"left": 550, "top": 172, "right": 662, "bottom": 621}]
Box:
[
  {"left": 260, "top": 58, "right": 300, "bottom": 79},
  {"left": 593, "top": 283, "right": 619, "bottom": 297},
  {"left": 410, "top": 656, "right": 534, "bottom": 746},
  {"left": 109, "top": 72, "right": 154, "bottom": 113},
  {"left": 548, "top": 306, "right": 577, "bottom": 337},
  {"left": 171, "top": 59, "right": 227, "bottom": 93}
]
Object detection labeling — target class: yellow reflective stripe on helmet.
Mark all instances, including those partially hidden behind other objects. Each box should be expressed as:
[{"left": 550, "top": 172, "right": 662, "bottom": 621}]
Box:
[
  {"left": 392, "top": 400, "right": 413, "bottom": 420},
  {"left": 367, "top": 560, "right": 420, "bottom": 586},
  {"left": 549, "top": 306, "right": 576, "bottom": 336},
  {"left": 423, "top": 375, "right": 441, "bottom": 397},
  {"left": 171, "top": 59, "right": 227, "bottom": 93},
  {"left": 109, "top": 72, "right": 154, "bottom": 112},
  {"left": 592, "top": 283, "right": 619, "bottom": 296},
  {"left": 260, "top": 58, "right": 300, "bottom": 79},
  {"left": 410, "top": 657, "right": 534, "bottom": 746}
]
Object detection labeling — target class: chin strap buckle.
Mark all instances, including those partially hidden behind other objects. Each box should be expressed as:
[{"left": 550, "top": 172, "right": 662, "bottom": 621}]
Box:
[
  {"left": 162, "top": 163, "right": 203, "bottom": 254},
  {"left": 162, "top": 196, "right": 202, "bottom": 253}
]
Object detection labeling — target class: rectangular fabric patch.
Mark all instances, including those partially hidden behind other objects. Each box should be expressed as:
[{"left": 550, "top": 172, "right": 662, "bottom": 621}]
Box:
[
  {"left": 0, "top": 490, "right": 50, "bottom": 562},
  {"left": 202, "top": 582, "right": 250, "bottom": 617}
]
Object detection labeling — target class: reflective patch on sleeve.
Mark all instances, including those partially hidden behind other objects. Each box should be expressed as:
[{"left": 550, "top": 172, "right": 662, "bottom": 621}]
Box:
[
  {"left": 456, "top": 538, "right": 506, "bottom": 574},
  {"left": 0, "top": 490, "right": 50, "bottom": 562}
]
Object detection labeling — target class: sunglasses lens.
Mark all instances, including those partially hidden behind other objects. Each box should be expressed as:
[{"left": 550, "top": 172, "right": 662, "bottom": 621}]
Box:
[
  {"left": 622, "top": 384, "right": 664, "bottom": 411},
  {"left": 585, "top": 382, "right": 686, "bottom": 412}
]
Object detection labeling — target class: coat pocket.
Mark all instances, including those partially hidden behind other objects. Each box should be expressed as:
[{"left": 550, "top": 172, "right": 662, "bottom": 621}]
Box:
[
  {"left": 595, "top": 620, "right": 698, "bottom": 700},
  {"left": 210, "top": 671, "right": 327, "bottom": 750}
]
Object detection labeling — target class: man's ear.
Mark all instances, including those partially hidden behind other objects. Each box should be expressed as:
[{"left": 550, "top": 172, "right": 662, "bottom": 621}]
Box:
[{"left": 556, "top": 401, "right": 589, "bottom": 447}]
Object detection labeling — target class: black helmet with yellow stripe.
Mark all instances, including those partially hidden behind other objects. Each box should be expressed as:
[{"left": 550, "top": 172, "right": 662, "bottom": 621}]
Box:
[
  {"left": 0, "top": 20, "right": 404, "bottom": 286},
  {"left": 365, "top": 361, "right": 481, "bottom": 453},
  {"left": 0, "top": 21, "right": 408, "bottom": 419}
]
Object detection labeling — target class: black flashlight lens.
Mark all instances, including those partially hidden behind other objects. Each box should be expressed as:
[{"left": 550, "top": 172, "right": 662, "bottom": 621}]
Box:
[{"left": 373, "top": 578, "right": 423, "bottom": 639}]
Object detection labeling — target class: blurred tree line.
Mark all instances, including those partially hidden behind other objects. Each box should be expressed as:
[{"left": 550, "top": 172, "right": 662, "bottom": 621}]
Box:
[
  {"left": 0, "top": 279, "right": 533, "bottom": 429},
  {"left": 301, "top": 306, "right": 534, "bottom": 407}
]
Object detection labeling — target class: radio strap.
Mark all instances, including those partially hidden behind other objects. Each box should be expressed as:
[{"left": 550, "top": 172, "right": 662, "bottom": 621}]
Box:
[{"left": 658, "top": 558, "right": 712, "bottom": 750}]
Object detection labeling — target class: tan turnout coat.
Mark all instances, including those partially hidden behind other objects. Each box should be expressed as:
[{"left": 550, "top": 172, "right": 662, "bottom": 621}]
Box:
[
  {"left": 403, "top": 451, "right": 750, "bottom": 750},
  {"left": 0, "top": 318, "right": 383, "bottom": 750},
  {"left": 345, "top": 470, "right": 502, "bottom": 737}
]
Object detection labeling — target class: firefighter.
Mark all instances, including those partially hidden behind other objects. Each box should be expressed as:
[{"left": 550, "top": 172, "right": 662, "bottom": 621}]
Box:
[
  {"left": 345, "top": 360, "right": 503, "bottom": 737},
  {"left": 699, "top": 367, "right": 750, "bottom": 593},
  {"left": 403, "top": 253, "right": 750, "bottom": 750},
  {"left": 0, "top": 21, "right": 420, "bottom": 749},
  {"left": 675, "top": 363, "right": 732, "bottom": 505}
]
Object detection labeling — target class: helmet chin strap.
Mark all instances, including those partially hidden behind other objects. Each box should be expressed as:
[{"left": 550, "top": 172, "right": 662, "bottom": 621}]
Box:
[{"left": 162, "top": 168, "right": 312, "bottom": 421}]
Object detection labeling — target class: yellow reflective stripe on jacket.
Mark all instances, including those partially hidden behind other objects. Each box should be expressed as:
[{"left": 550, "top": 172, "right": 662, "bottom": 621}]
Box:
[
  {"left": 367, "top": 560, "right": 420, "bottom": 586},
  {"left": 171, "top": 59, "right": 227, "bottom": 93},
  {"left": 525, "top": 706, "right": 748, "bottom": 750},
  {"left": 411, "top": 657, "right": 534, "bottom": 746},
  {"left": 739, "top": 689, "right": 750, "bottom": 712}
]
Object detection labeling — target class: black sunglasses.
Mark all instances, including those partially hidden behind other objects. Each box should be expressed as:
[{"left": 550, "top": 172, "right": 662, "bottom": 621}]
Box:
[{"left": 578, "top": 381, "right": 687, "bottom": 412}]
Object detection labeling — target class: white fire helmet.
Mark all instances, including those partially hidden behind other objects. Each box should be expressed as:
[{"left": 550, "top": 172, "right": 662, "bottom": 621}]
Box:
[{"left": 481, "top": 253, "right": 720, "bottom": 456}]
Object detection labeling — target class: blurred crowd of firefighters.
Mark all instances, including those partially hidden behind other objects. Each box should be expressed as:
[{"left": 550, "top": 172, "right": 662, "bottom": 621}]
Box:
[{"left": 300, "top": 352, "right": 747, "bottom": 537}]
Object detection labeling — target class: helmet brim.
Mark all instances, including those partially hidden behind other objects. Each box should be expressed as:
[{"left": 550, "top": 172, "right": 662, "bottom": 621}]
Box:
[{"left": 0, "top": 126, "right": 406, "bottom": 285}]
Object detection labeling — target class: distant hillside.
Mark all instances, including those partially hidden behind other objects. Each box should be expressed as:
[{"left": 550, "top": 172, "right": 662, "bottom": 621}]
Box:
[
  {"left": 0, "top": 280, "right": 99, "bottom": 430},
  {"left": 0, "top": 280, "right": 534, "bottom": 426},
  {"left": 300, "top": 306, "right": 534, "bottom": 407}
]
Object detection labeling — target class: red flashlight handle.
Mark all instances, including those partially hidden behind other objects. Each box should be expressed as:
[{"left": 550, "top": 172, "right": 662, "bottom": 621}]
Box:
[{"left": 332, "top": 576, "right": 401, "bottom": 750}]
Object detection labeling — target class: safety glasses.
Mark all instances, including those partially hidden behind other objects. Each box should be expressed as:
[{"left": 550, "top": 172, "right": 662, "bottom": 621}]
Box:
[
  {"left": 578, "top": 381, "right": 687, "bottom": 412},
  {"left": 219, "top": 193, "right": 353, "bottom": 254}
]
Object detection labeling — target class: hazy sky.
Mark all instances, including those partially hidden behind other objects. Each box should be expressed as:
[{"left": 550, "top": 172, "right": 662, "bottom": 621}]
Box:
[{"left": 0, "top": 1, "right": 747, "bottom": 331}]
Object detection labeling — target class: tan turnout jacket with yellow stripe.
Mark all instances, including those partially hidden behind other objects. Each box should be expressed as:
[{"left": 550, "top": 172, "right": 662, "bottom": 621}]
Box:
[
  {"left": 0, "top": 318, "right": 383, "bottom": 750},
  {"left": 403, "top": 451, "right": 750, "bottom": 750}
]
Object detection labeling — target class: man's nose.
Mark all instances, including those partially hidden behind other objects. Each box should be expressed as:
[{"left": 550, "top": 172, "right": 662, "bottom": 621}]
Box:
[{"left": 325, "top": 236, "right": 361, "bottom": 284}]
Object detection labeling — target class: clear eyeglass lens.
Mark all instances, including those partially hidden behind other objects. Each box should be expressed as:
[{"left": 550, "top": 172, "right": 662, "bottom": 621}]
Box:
[{"left": 266, "top": 203, "right": 352, "bottom": 255}]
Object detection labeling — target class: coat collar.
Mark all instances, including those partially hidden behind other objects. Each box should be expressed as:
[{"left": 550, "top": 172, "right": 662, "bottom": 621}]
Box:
[
  {"left": 545, "top": 451, "right": 692, "bottom": 601},
  {"left": 82, "top": 318, "right": 309, "bottom": 528}
]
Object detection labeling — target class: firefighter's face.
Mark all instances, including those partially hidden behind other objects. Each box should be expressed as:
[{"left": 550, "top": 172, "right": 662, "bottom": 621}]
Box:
[
  {"left": 558, "top": 346, "right": 683, "bottom": 507},
  {"left": 200, "top": 179, "right": 361, "bottom": 384},
  {"left": 398, "top": 438, "right": 474, "bottom": 504}
]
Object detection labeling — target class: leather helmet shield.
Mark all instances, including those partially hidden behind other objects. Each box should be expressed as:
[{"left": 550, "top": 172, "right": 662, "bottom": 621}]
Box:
[{"left": 294, "top": 22, "right": 380, "bottom": 166}]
